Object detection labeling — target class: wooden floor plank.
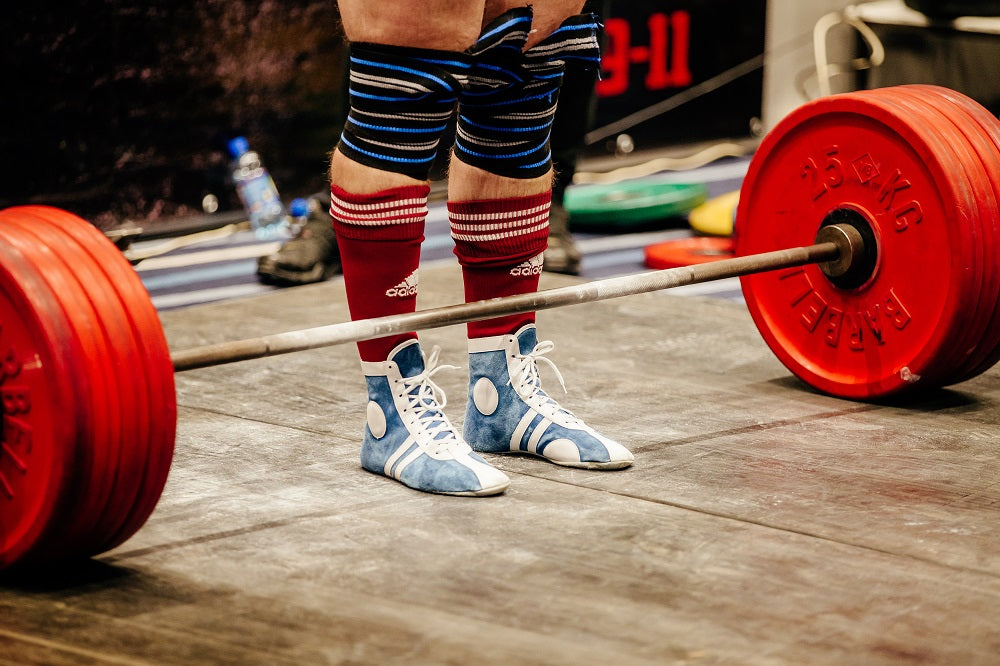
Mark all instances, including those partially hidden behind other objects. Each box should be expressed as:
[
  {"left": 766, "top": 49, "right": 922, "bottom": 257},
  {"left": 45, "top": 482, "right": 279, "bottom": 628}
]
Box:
[{"left": 3, "top": 264, "right": 998, "bottom": 663}]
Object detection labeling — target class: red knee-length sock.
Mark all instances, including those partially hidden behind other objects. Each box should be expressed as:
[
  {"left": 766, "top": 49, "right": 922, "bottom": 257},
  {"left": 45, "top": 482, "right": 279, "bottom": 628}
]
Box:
[
  {"left": 448, "top": 191, "right": 551, "bottom": 339},
  {"left": 331, "top": 184, "right": 430, "bottom": 362}
]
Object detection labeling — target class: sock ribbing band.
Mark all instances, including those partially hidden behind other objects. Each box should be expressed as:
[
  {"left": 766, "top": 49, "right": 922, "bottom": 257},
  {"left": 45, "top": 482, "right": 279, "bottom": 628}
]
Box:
[
  {"left": 449, "top": 191, "right": 551, "bottom": 338},
  {"left": 331, "top": 184, "right": 430, "bottom": 361}
]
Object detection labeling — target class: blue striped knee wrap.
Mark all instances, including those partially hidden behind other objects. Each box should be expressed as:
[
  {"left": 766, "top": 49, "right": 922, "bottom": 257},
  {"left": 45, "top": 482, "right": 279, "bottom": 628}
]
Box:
[
  {"left": 337, "top": 43, "right": 470, "bottom": 180},
  {"left": 454, "top": 9, "right": 602, "bottom": 179}
]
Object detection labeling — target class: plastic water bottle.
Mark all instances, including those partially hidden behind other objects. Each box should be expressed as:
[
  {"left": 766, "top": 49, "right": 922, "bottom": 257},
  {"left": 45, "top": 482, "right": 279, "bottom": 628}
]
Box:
[
  {"left": 228, "top": 136, "right": 287, "bottom": 238},
  {"left": 288, "top": 197, "right": 310, "bottom": 234}
]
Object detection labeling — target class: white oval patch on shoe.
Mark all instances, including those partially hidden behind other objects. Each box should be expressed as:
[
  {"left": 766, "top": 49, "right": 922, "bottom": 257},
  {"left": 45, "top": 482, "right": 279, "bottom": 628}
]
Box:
[
  {"left": 473, "top": 377, "right": 499, "bottom": 416},
  {"left": 542, "top": 438, "right": 583, "bottom": 463},
  {"left": 367, "top": 401, "right": 387, "bottom": 439}
]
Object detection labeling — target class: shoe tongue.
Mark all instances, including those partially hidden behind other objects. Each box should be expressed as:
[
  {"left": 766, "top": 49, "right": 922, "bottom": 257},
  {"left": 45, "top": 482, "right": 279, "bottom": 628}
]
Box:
[
  {"left": 390, "top": 341, "right": 454, "bottom": 442},
  {"left": 516, "top": 326, "right": 537, "bottom": 355},
  {"left": 390, "top": 340, "right": 425, "bottom": 378}
]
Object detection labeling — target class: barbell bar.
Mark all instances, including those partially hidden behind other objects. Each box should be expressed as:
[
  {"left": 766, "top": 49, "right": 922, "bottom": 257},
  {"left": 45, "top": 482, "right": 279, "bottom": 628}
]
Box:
[
  {"left": 1, "top": 84, "right": 998, "bottom": 573},
  {"left": 169, "top": 225, "right": 853, "bottom": 372}
]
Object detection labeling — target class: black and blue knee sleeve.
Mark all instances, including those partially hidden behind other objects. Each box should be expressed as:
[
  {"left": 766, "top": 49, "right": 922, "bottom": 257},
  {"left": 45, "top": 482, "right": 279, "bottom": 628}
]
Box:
[
  {"left": 337, "top": 43, "right": 470, "bottom": 180},
  {"left": 454, "top": 9, "right": 602, "bottom": 179}
]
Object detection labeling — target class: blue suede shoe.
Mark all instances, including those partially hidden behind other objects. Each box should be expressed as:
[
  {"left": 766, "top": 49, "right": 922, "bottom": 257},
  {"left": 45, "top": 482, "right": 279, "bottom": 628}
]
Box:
[
  {"left": 361, "top": 340, "right": 510, "bottom": 496},
  {"left": 465, "top": 325, "right": 634, "bottom": 469}
]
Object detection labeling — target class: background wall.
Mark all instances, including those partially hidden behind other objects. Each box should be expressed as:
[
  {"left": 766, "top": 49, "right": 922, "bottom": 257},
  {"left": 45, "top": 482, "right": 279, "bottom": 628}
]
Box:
[
  {"left": 588, "top": 0, "right": 766, "bottom": 154},
  {"left": 0, "top": 1, "right": 347, "bottom": 227},
  {"left": 762, "top": 0, "right": 861, "bottom": 131},
  {"left": 6, "top": 1, "right": 871, "bottom": 229}
]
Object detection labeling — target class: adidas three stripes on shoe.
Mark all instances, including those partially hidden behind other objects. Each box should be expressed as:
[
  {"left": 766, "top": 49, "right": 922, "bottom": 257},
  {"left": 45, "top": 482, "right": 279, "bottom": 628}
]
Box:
[
  {"left": 361, "top": 340, "right": 510, "bottom": 496},
  {"left": 464, "top": 325, "right": 634, "bottom": 469}
]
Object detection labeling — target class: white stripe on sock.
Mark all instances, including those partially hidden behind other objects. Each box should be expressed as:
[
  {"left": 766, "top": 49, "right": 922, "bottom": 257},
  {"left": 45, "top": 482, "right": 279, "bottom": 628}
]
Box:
[
  {"left": 448, "top": 203, "right": 550, "bottom": 222},
  {"left": 450, "top": 221, "right": 549, "bottom": 243},
  {"left": 449, "top": 212, "right": 550, "bottom": 233}
]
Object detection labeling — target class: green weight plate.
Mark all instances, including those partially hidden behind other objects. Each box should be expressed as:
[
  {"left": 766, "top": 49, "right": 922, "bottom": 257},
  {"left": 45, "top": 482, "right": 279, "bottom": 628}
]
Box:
[{"left": 564, "top": 181, "right": 708, "bottom": 230}]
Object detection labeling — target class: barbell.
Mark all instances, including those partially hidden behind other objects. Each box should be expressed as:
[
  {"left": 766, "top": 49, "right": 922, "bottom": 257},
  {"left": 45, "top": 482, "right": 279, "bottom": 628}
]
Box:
[{"left": 1, "top": 84, "right": 998, "bottom": 572}]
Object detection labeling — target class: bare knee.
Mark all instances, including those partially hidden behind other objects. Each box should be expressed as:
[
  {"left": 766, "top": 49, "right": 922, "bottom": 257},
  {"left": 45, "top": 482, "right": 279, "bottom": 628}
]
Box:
[
  {"left": 483, "top": 0, "right": 587, "bottom": 48},
  {"left": 337, "top": 0, "right": 486, "bottom": 51}
]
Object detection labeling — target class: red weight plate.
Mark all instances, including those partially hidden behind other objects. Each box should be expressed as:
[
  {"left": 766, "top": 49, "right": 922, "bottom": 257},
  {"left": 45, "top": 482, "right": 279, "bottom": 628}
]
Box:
[
  {"left": 27, "top": 206, "right": 176, "bottom": 554},
  {"left": 0, "top": 213, "right": 83, "bottom": 572},
  {"left": 905, "top": 86, "right": 1000, "bottom": 383},
  {"left": 4, "top": 209, "right": 148, "bottom": 557},
  {"left": 888, "top": 86, "right": 1000, "bottom": 383},
  {"left": 736, "top": 90, "right": 982, "bottom": 399},
  {"left": 871, "top": 88, "right": 993, "bottom": 384},
  {"left": 7, "top": 210, "right": 144, "bottom": 555},
  {"left": 0, "top": 214, "right": 123, "bottom": 562},
  {"left": 831, "top": 87, "right": 989, "bottom": 391},
  {"left": 644, "top": 236, "right": 735, "bottom": 269},
  {"left": 31, "top": 207, "right": 166, "bottom": 555}
]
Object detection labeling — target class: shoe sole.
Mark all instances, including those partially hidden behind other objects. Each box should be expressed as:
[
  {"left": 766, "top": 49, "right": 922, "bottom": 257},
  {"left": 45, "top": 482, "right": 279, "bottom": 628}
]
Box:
[
  {"left": 361, "top": 465, "right": 510, "bottom": 497},
  {"left": 480, "top": 450, "right": 633, "bottom": 470},
  {"left": 437, "top": 479, "right": 510, "bottom": 497}
]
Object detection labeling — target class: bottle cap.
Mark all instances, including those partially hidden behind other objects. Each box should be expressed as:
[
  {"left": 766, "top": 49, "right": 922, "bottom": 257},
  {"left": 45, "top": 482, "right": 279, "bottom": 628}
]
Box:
[
  {"left": 289, "top": 198, "right": 310, "bottom": 218},
  {"left": 227, "top": 136, "right": 250, "bottom": 158}
]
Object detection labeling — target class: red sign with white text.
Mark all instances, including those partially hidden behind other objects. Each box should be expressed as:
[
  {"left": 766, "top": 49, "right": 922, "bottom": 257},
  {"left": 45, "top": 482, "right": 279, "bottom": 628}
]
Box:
[{"left": 590, "top": 1, "right": 766, "bottom": 151}]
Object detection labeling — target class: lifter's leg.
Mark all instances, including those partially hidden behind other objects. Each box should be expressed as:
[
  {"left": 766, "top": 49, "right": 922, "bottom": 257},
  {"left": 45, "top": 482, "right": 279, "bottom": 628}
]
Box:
[
  {"left": 330, "top": 0, "right": 509, "bottom": 495},
  {"left": 330, "top": 0, "right": 483, "bottom": 361},
  {"left": 451, "top": 3, "right": 634, "bottom": 469}
]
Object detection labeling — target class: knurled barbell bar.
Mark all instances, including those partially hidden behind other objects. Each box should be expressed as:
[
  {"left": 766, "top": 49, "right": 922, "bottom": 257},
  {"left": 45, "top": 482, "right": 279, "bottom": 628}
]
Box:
[
  {"left": 0, "top": 85, "right": 998, "bottom": 572},
  {"left": 169, "top": 224, "right": 854, "bottom": 372}
]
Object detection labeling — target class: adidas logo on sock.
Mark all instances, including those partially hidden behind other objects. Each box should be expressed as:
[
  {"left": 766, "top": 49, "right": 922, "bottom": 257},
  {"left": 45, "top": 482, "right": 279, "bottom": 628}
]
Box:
[
  {"left": 386, "top": 270, "right": 419, "bottom": 298},
  {"left": 510, "top": 253, "right": 544, "bottom": 277}
]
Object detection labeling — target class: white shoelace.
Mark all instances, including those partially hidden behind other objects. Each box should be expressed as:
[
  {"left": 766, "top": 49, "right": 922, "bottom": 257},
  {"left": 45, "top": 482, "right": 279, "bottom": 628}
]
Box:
[
  {"left": 398, "top": 346, "right": 464, "bottom": 456},
  {"left": 508, "top": 340, "right": 585, "bottom": 427}
]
